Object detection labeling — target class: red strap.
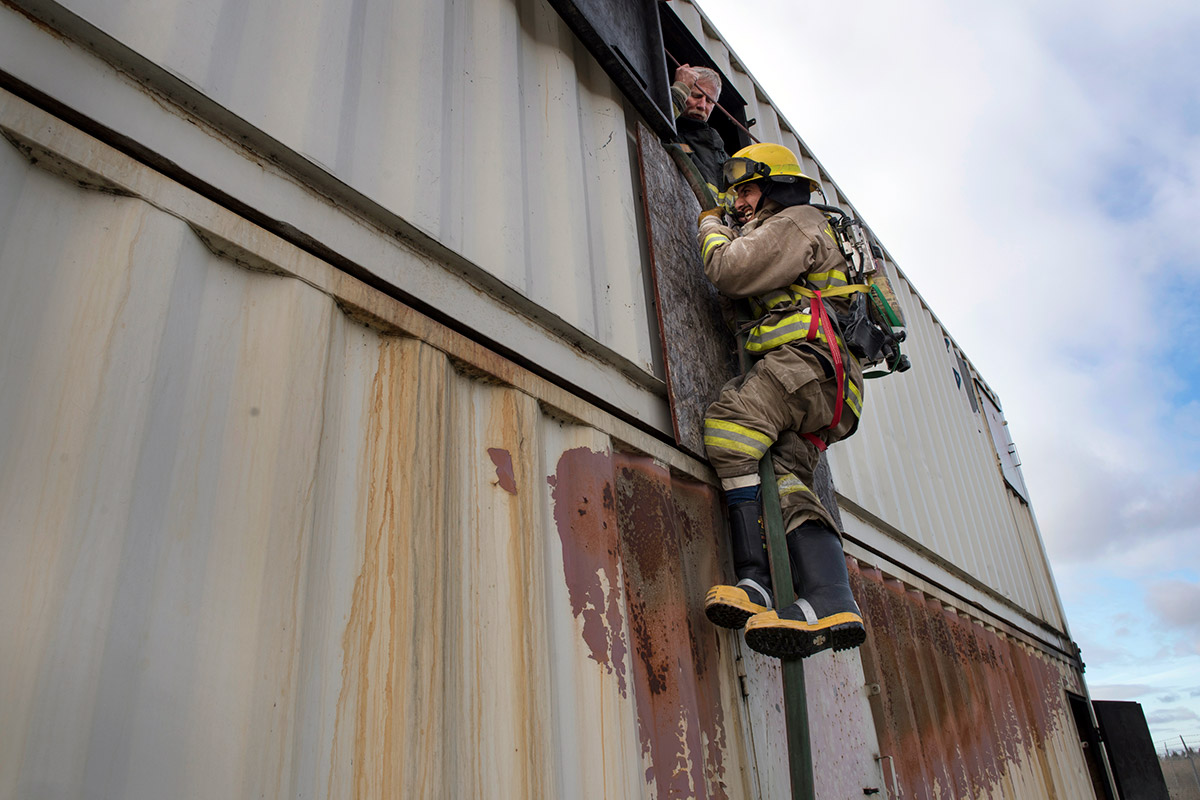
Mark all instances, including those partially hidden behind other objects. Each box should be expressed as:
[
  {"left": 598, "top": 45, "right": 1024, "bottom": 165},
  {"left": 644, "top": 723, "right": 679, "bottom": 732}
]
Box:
[
  {"left": 801, "top": 432, "right": 828, "bottom": 452},
  {"left": 810, "top": 290, "right": 845, "bottom": 431},
  {"left": 805, "top": 294, "right": 821, "bottom": 341}
]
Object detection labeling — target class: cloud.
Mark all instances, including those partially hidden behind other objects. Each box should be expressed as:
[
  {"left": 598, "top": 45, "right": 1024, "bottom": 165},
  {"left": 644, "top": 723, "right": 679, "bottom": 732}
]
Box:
[
  {"left": 1045, "top": 470, "right": 1200, "bottom": 565},
  {"left": 1160, "top": 694, "right": 1181, "bottom": 703},
  {"left": 1148, "top": 707, "right": 1200, "bottom": 726},
  {"left": 1090, "top": 684, "right": 1154, "bottom": 700},
  {"left": 1147, "top": 580, "right": 1200, "bottom": 630},
  {"left": 1123, "top": 474, "right": 1200, "bottom": 537}
]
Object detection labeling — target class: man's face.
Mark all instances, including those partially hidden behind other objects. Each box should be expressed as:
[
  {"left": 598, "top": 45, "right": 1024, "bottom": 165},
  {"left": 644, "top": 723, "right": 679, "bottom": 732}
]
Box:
[
  {"left": 732, "top": 182, "right": 763, "bottom": 222},
  {"left": 683, "top": 80, "right": 717, "bottom": 122}
]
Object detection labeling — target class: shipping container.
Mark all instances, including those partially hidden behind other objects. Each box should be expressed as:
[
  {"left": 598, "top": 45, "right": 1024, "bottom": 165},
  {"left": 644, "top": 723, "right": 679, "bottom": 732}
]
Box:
[{"left": 0, "top": 0, "right": 1113, "bottom": 796}]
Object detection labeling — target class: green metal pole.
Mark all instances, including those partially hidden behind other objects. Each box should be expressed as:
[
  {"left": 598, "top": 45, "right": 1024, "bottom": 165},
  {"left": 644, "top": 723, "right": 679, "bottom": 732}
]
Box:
[
  {"left": 758, "top": 454, "right": 815, "bottom": 800},
  {"left": 736, "top": 318, "right": 814, "bottom": 799}
]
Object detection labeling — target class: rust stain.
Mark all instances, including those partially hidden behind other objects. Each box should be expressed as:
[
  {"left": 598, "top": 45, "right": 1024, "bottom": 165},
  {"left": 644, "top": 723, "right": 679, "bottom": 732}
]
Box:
[
  {"left": 548, "top": 448, "right": 732, "bottom": 798},
  {"left": 851, "top": 564, "right": 1072, "bottom": 800},
  {"left": 329, "top": 340, "right": 399, "bottom": 799},
  {"left": 547, "top": 446, "right": 628, "bottom": 696},
  {"left": 615, "top": 452, "right": 729, "bottom": 800},
  {"left": 487, "top": 447, "right": 518, "bottom": 495},
  {"left": 664, "top": 471, "right": 732, "bottom": 798}
]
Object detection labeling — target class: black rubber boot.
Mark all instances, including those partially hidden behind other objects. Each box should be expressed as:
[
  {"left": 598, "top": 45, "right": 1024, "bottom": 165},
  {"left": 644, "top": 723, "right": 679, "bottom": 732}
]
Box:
[
  {"left": 705, "top": 497, "right": 774, "bottom": 629},
  {"left": 744, "top": 521, "right": 865, "bottom": 659}
]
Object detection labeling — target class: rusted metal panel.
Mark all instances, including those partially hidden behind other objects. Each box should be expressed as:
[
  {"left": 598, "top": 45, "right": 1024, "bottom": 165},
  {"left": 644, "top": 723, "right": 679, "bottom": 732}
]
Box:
[
  {"left": 850, "top": 560, "right": 1095, "bottom": 799},
  {"left": 542, "top": 431, "right": 646, "bottom": 799},
  {"left": 544, "top": 443, "right": 759, "bottom": 798},
  {"left": 614, "top": 452, "right": 726, "bottom": 796}
]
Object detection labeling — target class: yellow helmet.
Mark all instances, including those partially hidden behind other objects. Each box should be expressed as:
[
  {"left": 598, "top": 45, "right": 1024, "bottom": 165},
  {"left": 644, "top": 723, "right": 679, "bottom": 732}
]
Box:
[{"left": 721, "top": 142, "right": 819, "bottom": 194}]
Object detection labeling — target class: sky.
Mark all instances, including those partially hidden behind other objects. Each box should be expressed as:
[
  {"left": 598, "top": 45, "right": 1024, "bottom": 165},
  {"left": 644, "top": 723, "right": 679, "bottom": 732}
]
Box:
[{"left": 695, "top": 0, "right": 1200, "bottom": 753}]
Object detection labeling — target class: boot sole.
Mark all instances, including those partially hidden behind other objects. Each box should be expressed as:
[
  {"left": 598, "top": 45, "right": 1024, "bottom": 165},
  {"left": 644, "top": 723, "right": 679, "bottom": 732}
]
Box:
[
  {"left": 705, "top": 585, "right": 768, "bottom": 630},
  {"left": 743, "top": 611, "right": 866, "bottom": 659}
]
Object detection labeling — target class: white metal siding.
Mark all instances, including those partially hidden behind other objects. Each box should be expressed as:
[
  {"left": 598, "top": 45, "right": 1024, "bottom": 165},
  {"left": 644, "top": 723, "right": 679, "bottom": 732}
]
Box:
[
  {"left": 21, "top": 0, "right": 657, "bottom": 373},
  {"left": 0, "top": 121, "right": 666, "bottom": 798},
  {"left": 8, "top": 0, "right": 1066, "bottom": 643}
]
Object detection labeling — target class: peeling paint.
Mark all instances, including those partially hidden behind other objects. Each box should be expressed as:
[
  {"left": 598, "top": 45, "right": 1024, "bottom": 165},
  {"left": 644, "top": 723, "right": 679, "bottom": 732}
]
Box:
[
  {"left": 852, "top": 562, "right": 1075, "bottom": 800},
  {"left": 487, "top": 447, "right": 518, "bottom": 495},
  {"left": 547, "top": 446, "right": 628, "bottom": 696},
  {"left": 547, "top": 446, "right": 733, "bottom": 799},
  {"left": 615, "top": 453, "right": 729, "bottom": 800}
]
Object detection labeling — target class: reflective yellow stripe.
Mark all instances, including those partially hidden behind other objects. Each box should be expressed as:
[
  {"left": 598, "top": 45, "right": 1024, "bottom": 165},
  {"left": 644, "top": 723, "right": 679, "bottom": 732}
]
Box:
[
  {"left": 703, "top": 435, "right": 764, "bottom": 458},
  {"left": 845, "top": 379, "right": 863, "bottom": 417},
  {"left": 745, "top": 312, "right": 821, "bottom": 352},
  {"left": 704, "top": 419, "right": 772, "bottom": 459},
  {"left": 705, "top": 419, "right": 773, "bottom": 445},
  {"left": 759, "top": 289, "right": 794, "bottom": 309},
  {"left": 702, "top": 233, "right": 730, "bottom": 262},
  {"left": 807, "top": 268, "right": 849, "bottom": 286},
  {"left": 777, "top": 472, "right": 815, "bottom": 498}
]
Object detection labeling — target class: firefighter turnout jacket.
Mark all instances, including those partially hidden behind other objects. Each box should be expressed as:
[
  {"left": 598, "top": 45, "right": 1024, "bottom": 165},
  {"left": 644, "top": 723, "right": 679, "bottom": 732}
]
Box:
[{"left": 699, "top": 200, "right": 865, "bottom": 534}]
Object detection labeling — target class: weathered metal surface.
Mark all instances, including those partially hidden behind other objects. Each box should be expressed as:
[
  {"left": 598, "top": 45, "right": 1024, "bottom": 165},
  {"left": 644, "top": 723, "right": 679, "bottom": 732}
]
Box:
[
  {"left": 635, "top": 121, "right": 738, "bottom": 456},
  {"left": 850, "top": 560, "right": 1095, "bottom": 799},
  {"left": 545, "top": 443, "right": 765, "bottom": 798},
  {"left": 738, "top": 637, "right": 885, "bottom": 798},
  {"left": 0, "top": 104, "right": 731, "bottom": 799},
  {"left": 613, "top": 452, "right": 731, "bottom": 797},
  {"left": 1, "top": 0, "right": 663, "bottom": 401}
]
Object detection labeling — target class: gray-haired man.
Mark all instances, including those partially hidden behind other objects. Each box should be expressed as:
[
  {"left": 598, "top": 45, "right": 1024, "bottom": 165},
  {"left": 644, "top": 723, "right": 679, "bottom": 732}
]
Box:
[{"left": 671, "top": 64, "right": 728, "bottom": 189}]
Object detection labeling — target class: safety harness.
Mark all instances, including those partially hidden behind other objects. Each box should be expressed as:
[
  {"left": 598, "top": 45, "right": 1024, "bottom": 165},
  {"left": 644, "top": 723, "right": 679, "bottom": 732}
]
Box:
[
  {"left": 738, "top": 207, "right": 911, "bottom": 449},
  {"left": 802, "top": 288, "right": 843, "bottom": 452}
]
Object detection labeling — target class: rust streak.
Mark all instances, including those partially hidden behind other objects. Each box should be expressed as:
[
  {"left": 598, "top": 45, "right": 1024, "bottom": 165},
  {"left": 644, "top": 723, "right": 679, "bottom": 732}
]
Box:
[
  {"left": 616, "top": 453, "right": 723, "bottom": 799},
  {"left": 850, "top": 566, "right": 1072, "bottom": 800}
]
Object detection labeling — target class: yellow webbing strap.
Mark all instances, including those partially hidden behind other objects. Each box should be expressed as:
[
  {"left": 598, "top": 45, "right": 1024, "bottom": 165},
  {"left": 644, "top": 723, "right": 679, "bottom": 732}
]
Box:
[{"left": 789, "top": 284, "right": 870, "bottom": 300}]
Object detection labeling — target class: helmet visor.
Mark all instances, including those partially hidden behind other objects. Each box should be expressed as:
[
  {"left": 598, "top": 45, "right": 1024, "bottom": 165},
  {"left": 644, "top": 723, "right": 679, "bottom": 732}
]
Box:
[{"left": 721, "top": 157, "right": 770, "bottom": 192}]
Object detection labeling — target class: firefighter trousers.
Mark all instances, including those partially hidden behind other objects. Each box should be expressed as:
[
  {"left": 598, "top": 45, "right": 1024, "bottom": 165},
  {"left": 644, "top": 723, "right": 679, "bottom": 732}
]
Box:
[{"left": 703, "top": 342, "right": 861, "bottom": 535}]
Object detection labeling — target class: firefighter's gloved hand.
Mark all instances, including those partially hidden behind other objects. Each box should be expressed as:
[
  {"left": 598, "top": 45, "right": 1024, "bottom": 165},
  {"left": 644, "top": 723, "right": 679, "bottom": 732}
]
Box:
[
  {"left": 697, "top": 214, "right": 733, "bottom": 266},
  {"left": 698, "top": 207, "right": 724, "bottom": 225}
]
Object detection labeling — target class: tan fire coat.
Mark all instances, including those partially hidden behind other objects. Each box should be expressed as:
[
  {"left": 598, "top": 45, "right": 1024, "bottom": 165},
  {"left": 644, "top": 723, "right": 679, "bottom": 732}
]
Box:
[{"left": 699, "top": 200, "right": 865, "bottom": 534}]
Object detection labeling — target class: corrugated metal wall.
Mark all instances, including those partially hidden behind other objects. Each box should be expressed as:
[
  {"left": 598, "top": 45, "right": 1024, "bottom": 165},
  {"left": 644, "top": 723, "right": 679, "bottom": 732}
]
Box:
[
  {"left": 1, "top": 94, "right": 902, "bottom": 799},
  {"left": 666, "top": 0, "right": 1064, "bottom": 633},
  {"left": 10, "top": 0, "right": 657, "bottom": 374},
  {"left": 851, "top": 562, "right": 1094, "bottom": 799},
  {"left": 4, "top": 0, "right": 1069, "bottom": 637}
]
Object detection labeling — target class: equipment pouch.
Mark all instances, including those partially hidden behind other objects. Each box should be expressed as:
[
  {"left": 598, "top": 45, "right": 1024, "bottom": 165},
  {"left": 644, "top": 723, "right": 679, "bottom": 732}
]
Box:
[{"left": 836, "top": 293, "right": 890, "bottom": 363}]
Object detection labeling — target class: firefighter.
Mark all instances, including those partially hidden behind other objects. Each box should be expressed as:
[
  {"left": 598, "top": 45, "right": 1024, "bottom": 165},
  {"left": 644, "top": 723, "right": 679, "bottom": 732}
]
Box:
[
  {"left": 698, "top": 142, "right": 867, "bottom": 660},
  {"left": 671, "top": 64, "right": 728, "bottom": 190}
]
